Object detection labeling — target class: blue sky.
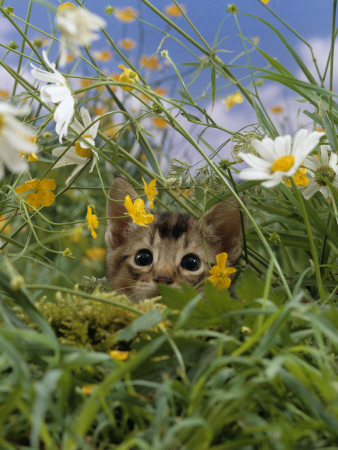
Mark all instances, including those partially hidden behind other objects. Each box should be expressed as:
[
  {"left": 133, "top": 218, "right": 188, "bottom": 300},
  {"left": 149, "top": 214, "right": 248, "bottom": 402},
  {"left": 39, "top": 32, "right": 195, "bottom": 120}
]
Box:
[{"left": 1, "top": 0, "right": 336, "bottom": 163}]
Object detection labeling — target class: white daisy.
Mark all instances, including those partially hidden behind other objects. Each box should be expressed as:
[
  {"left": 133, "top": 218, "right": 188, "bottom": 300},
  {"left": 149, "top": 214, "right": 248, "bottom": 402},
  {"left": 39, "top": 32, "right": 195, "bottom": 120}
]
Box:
[
  {"left": 52, "top": 107, "right": 100, "bottom": 185},
  {"left": 31, "top": 50, "right": 75, "bottom": 142},
  {"left": 302, "top": 146, "right": 338, "bottom": 200},
  {"left": 238, "top": 129, "right": 324, "bottom": 188},
  {"left": 56, "top": 2, "right": 107, "bottom": 67},
  {"left": 0, "top": 102, "right": 38, "bottom": 180}
]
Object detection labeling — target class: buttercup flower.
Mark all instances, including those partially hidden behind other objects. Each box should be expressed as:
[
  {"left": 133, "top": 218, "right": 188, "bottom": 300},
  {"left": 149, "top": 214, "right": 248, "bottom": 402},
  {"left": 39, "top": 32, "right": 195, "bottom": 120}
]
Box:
[
  {"left": 118, "top": 65, "right": 139, "bottom": 91},
  {"left": 152, "top": 117, "right": 168, "bottom": 129},
  {"left": 208, "top": 252, "right": 236, "bottom": 290},
  {"left": 15, "top": 178, "right": 56, "bottom": 210},
  {"left": 223, "top": 92, "right": 244, "bottom": 110},
  {"left": 142, "top": 177, "right": 158, "bottom": 209},
  {"left": 85, "top": 247, "right": 106, "bottom": 261},
  {"left": 93, "top": 50, "right": 113, "bottom": 62},
  {"left": 0, "top": 90, "right": 9, "bottom": 98},
  {"left": 52, "top": 107, "right": 100, "bottom": 184},
  {"left": 81, "top": 384, "right": 96, "bottom": 395},
  {"left": 115, "top": 7, "right": 138, "bottom": 22},
  {"left": 119, "top": 38, "right": 136, "bottom": 50},
  {"left": 164, "top": 3, "right": 185, "bottom": 17},
  {"left": 270, "top": 105, "right": 284, "bottom": 114},
  {"left": 262, "top": 0, "right": 270, "bottom": 3},
  {"left": 86, "top": 206, "right": 99, "bottom": 239},
  {"left": 21, "top": 152, "right": 39, "bottom": 162},
  {"left": 238, "top": 129, "right": 324, "bottom": 188},
  {"left": 139, "top": 55, "right": 162, "bottom": 70},
  {"left": 302, "top": 146, "right": 338, "bottom": 200},
  {"left": 0, "top": 102, "right": 38, "bottom": 180},
  {"left": 31, "top": 51, "right": 75, "bottom": 142},
  {"left": 110, "top": 350, "right": 129, "bottom": 360},
  {"left": 289, "top": 165, "right": 309, "bottom": 187},
  {"left": 0, "top": 214, "right": 11, "bottom": 234},
  {"left": 56, "top": 2, "right": 106, "bottom": 67},
  {"left": 124, "top": 195, "right": 154, "bottom": 227}
]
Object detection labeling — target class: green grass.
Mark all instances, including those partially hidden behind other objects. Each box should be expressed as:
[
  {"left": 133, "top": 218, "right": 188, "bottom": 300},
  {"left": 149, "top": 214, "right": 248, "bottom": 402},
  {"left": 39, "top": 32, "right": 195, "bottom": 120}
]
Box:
[{"left": 0, "top": 0, "right": 337, "bottom": 448}]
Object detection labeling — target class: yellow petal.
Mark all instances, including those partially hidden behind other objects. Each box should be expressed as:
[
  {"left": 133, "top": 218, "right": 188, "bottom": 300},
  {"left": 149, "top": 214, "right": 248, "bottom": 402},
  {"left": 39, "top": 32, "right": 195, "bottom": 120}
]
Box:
[
  {"left": 24, "top": 193, "right": 40, "bottom": 210},
  {"left": 216, "top": 252, "right": 228, "bottom": 268},
  {"left": 39, "top": 178, "right": 56, "bottom": 191},
  {"left": 124, "top": 195, "right": 134, "bottom": 213},
  {"left": 15, "top": 178, "right": 39, "bottom": 194},
  {"left": 110, "top": 350, "right": 129, "bottom": 360},
  {"left": 38, "top": 190, "right": 55, "bottom": 207}
]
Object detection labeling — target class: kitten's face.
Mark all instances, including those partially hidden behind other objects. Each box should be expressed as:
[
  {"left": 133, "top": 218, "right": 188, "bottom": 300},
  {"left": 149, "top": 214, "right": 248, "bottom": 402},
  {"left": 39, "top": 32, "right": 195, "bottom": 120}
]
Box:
[
  {"left": 105, "top": 178, "right": 244, "bottom": 303},
  {"left": 106, "top": 212, "right": 220, "bottom": 302}
]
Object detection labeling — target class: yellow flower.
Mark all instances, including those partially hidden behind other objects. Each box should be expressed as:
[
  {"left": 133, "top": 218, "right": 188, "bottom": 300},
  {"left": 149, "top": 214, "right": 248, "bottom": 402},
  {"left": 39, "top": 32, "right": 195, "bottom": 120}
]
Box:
[
  {"left": 93, "top": 50, "right": 113, "bottom": 62},
  {"left": 270, "top": 105, "right": 284, "bottom": 114},
  {"left": 119, "top": 38, "right": 136, "bottom": 50},
  {"left": 142, "top": 177, "right": 158, "bottom": 209},
  {"left": 208, "top": 252, "right": 236, "bottom": 290},
  {"left": 284, "top": 165, "right": 309, "bottom": 188},
  {"left": 0, "top": 214, "right": 11, "bottom": 234},
  {"left": 115, "top": 7, "right": 138, "bottom": 22},
  {"left": 66, "top": 53, "right": 75, "bottom": 64},
  {"left": 21, "top": 152, "right": 39, "bottom": 161},
  {"left": 222, "top": 92, "right": 244, "bottom": 110},
  {"left": 15, "top": 178, "right": 56, "bottom": 210},
  {"left": 20, "top": 135, "right": 39, "bottom": 161},
  {"left": 0, "top": 90, "right": 9, "bottom": 99},
  {"left": 164, "top": 3, "right": 186, "bottom": 17},
  {"left": 261, "top": 0, "right": 270, "bottom": 3},
  {"left": 85, "top": 247, "right": 106, "bottom": 261},
  {"left": 152, "top": 117, "right": 168, "bottom": 129},
  {"left": 118, "top": 65, "right": 139, "bottom": 91},
  {"left": 86, "top": 206, "right": 99, "bottom": 239},
  {"left": 124, "top": 195, "right": 154, "bottom": 227},
  {"left": 109, "top": 350, "right": 129, "bottom": 360},
  {"left": 81, "top": 384, "right": 96, "bottom": 395},
  {"left": 251, "top": 37, "right": 260, "bottom": 45},
  {"left": 139, "top": 55, "right": 162, "bottom": 70}
]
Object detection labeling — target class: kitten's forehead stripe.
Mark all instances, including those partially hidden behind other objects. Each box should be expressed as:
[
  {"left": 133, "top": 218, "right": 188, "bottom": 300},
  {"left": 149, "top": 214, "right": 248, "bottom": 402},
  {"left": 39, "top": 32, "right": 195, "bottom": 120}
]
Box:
[{"left": 156, "top": 213, "right": 191, "bottom": 240}]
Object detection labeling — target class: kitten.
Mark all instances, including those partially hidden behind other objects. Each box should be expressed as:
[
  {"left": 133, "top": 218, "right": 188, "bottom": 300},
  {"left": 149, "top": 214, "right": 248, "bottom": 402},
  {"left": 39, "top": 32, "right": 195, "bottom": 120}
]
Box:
[{"left": 105, "top": 177, "right": 245, "bottom": 303}]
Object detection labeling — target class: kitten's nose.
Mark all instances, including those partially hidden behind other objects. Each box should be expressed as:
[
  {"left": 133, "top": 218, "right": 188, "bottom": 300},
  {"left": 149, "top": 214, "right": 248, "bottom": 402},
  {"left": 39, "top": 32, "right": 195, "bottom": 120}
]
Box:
[{"left": 154, "top": 274, "right": 173, "bottom": 284}]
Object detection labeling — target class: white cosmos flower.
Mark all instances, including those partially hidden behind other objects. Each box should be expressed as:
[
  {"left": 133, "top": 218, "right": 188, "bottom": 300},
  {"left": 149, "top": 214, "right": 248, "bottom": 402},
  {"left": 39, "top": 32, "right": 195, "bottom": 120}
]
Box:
[
  {"left": 302, "top": 146, "right": 338, "bottom": 200},
  {"left": 56, "top": 2, "right": 107, "bottom": 67},
  {"left": 0, "top": 102, "right": 38, "bottom": 180},
  {"left": 238, "top": 129, "right": 324, "bottom": 188},
  {"left": 52, "top": 107, "right": 100, "bottom": 185},
  {"left": 31, "top": 50, "right": 75, "bottom": 142}
]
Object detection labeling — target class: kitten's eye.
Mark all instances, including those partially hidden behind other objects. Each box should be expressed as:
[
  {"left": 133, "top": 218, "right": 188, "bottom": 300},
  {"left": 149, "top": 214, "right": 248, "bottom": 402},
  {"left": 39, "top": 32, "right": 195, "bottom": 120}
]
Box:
[
  {"left": 135, "top": 249, "right": 153, "bottom": 266},
  {"left": 181, "top": 254, "right": 201, "bottom": 271}
]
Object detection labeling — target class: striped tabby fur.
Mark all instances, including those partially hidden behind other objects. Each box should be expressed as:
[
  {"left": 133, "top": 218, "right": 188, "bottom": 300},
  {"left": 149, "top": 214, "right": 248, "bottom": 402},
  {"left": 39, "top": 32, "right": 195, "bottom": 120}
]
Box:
[{"left": 105, "top": 177, "right": 244, "bottom": 303}]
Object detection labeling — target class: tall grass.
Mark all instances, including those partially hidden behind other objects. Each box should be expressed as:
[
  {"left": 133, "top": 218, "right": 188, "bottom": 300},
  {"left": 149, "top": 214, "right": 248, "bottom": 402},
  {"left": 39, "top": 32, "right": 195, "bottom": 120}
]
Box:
[{"left": 0, "top": 0, "right": 337, "bottom": 448}]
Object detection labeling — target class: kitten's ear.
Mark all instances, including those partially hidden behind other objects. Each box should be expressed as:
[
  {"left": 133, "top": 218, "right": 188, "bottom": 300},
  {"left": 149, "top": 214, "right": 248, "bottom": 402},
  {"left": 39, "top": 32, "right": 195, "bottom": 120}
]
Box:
[
  {"left": 105, "top": 177, "right": 139, "bottom": 248},
  {"left": 204, "top": 196, "right": 246, "bottom": 265}
]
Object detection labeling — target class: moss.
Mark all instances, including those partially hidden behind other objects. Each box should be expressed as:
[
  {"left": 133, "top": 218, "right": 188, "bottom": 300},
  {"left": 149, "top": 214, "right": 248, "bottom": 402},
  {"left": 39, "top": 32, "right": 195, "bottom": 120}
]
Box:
[{"left": 29, "top": 289, "right": 165, "bottom": 351}]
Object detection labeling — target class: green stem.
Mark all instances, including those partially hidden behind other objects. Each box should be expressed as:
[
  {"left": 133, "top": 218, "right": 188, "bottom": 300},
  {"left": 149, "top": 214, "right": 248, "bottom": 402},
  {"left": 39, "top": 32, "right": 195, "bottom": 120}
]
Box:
[
  {"left": 25, "top": 285, "right": 144, "bottom": 315},
  {"left": 292, "top": 181, "right": 325, "bottom": 302}
]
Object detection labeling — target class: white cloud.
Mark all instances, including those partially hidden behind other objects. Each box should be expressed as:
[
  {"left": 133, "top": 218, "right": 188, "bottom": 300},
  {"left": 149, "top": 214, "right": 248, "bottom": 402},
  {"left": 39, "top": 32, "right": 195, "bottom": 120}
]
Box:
[{"left": 296, "top": 37, "right": 338, "bottom": 89}]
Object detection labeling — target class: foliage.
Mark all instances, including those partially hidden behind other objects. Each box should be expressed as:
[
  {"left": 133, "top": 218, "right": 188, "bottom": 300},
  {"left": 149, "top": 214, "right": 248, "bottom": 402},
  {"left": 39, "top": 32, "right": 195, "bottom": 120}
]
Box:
[{"left": 0, "top": 0, "right": 337, "bottom": 448}]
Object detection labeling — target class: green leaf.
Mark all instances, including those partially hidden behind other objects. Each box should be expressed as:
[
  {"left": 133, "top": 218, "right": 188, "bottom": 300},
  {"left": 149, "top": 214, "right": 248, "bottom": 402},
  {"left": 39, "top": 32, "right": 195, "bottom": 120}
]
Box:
[{"left": 117, "top": 309, "right": 163, "bottom": 342}]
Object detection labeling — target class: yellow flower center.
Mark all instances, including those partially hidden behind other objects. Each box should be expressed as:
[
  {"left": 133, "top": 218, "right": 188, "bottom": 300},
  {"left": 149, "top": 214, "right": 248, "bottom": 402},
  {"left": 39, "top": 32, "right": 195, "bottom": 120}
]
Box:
[
  {"left": 271, "top": 155, "right": 295, "bottom": 173},
  {"left": 75, "top": 135, "right": 93, "bottom": 158},
  {"left": 57, "top": 2, "right": 75, "bottom": 12}
]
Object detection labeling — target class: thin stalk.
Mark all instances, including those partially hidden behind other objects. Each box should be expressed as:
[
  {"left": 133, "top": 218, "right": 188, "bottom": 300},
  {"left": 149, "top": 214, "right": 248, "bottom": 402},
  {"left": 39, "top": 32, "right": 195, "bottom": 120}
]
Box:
[
  {"left": 329, "top": 0, "right": 337, "bottom": 117},
  {"left": 292, "top": 180, "right": 325, "bottom": 302},
  {"left": 12, "top": 0, "right": 33, "bottom": 96},
  {"left": 25, "top": 285, "right": 144, "bottom": 315}
]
